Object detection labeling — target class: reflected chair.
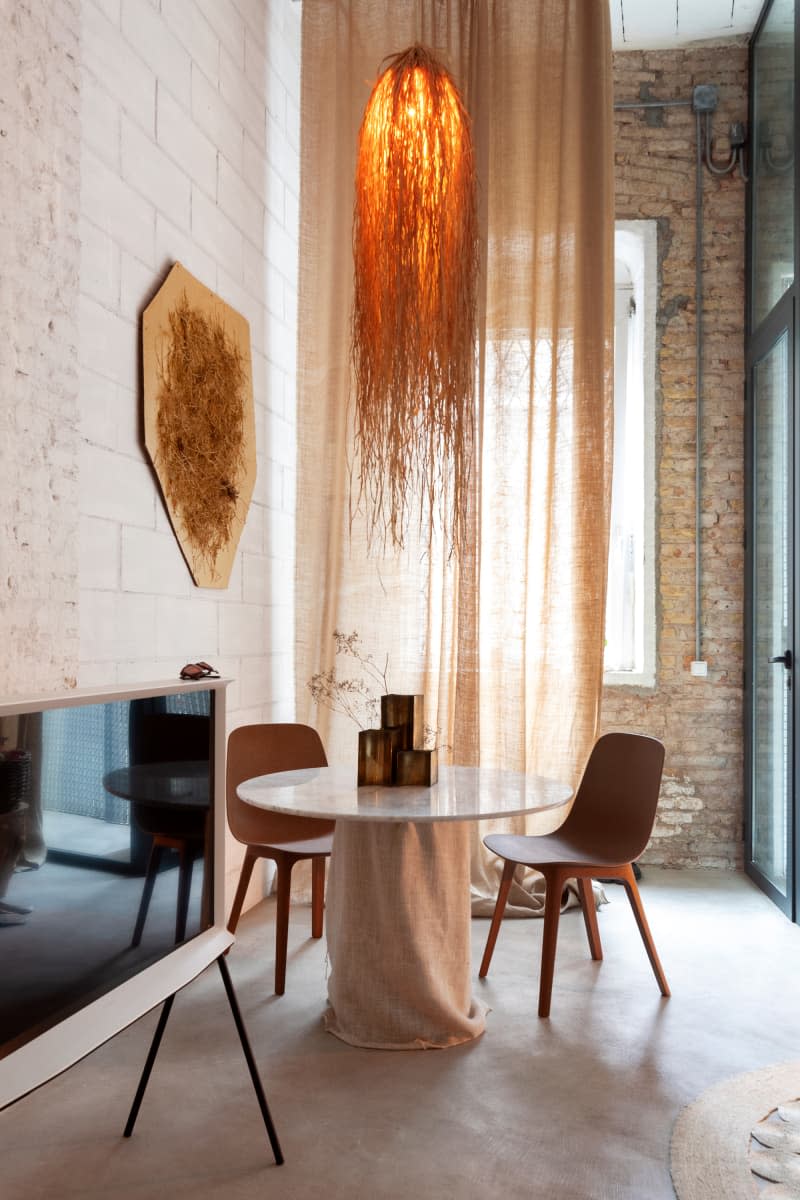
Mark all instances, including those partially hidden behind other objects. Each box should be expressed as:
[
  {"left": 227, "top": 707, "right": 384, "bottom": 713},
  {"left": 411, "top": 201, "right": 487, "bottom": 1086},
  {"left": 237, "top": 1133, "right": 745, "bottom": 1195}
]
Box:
[
  {"left": 226, "top": 723, "right": 334, "bottom": 995},
  {"left": 479, "top": 732, "right": 670, "bottom": 1017},
  {"left": 129, "top": 712, "right": 210, "bottom": 948}
]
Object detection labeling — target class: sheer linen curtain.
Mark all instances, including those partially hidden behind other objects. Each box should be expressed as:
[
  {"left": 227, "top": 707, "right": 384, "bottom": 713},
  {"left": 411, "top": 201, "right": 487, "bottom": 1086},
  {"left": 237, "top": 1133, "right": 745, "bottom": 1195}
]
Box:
[{"left": 296, "top": 0, "right": 614, "bottom": 916}]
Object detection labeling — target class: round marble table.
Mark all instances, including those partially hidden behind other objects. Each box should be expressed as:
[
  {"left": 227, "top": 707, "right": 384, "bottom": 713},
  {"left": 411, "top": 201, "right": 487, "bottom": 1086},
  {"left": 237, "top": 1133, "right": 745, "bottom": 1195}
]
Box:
[{"left": 237, "top": 764, "right": 571, "bottom": 1050}]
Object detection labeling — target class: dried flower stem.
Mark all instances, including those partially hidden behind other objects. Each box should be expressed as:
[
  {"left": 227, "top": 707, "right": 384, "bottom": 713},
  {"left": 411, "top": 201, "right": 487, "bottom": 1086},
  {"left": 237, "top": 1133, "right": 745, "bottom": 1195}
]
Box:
[{"left": 306, "top": 630, "right": 389, "bottom": 730}]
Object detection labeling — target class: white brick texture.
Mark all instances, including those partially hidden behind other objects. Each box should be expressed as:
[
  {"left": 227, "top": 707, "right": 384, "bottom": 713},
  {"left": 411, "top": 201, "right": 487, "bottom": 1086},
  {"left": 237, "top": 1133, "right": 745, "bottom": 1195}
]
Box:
[
  {"left": 1, "top": 0, "right": 301, "bottom": 755},
  {"left": 77, "top": 0, "right": 301, "bottom": 736},
  {"left": 1, "top": 1, "right": 81, "bottom": 695}
]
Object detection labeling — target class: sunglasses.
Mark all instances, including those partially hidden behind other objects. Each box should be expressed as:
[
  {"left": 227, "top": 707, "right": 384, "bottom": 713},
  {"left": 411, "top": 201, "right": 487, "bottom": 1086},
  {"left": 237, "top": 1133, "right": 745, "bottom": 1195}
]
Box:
[{"left": 179, "top": 661, "right": 220, "bottom": 680}]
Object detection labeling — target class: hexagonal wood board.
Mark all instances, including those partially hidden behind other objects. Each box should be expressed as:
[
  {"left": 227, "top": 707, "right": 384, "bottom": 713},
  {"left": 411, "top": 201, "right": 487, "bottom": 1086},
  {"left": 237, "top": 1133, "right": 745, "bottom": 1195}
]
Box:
[{"left": 142, "top": 263, "right": 256, "bottom": 588}]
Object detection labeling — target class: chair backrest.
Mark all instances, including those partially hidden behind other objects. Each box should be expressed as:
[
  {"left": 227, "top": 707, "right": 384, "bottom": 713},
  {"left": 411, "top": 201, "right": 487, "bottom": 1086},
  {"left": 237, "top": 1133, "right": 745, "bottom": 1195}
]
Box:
[
  {"left": 559, "top": 732, "right": 665, "bottom": 864},
  {"left": 226, "top": 723, "right": 334, "bottom": 847},
  {"left": 130, "top": 712, "right": 210, "bottom": 764},
  {"left": 128, "top": 712, "right": 210, "bottom": 841}
]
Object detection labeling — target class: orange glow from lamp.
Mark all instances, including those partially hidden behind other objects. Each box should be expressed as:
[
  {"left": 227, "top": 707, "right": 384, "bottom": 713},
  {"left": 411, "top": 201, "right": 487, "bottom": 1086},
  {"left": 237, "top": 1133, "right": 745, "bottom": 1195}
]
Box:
[{"left": 351, "top": 44, "right": 478, "bottom": 555}]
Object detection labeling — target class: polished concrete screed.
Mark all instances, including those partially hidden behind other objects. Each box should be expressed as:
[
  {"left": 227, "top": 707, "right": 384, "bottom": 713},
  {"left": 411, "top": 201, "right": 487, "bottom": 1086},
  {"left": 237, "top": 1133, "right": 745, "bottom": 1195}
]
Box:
[{"left": 4, "top": 868, "right": 800, "bottom": 1199}]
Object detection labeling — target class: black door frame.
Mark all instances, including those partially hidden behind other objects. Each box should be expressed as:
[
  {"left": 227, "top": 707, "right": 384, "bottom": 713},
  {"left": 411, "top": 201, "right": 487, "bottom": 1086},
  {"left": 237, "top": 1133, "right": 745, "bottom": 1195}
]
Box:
[
  {"left": 744, "top": 291, "right": 796, "bottom": 918},
  {"left": 744, "top": 0, "right": 800, "bottom": 919}
]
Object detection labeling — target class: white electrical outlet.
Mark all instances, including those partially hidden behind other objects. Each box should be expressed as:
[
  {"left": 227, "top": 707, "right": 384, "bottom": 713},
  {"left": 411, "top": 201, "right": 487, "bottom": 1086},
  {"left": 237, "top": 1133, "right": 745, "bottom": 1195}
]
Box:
[{"left": 690, "top": 660, "right": 708, "bottom": 677}]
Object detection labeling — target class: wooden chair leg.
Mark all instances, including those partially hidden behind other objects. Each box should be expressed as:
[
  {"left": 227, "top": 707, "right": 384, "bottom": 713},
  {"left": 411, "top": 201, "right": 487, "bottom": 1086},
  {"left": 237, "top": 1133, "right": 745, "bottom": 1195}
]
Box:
[
  {"left": 538, "top": 868, "right": 567, "bottom": 1018},
  {"left": 174, "top": 843, "right": 194, "bottom": 944},
  {"left": 577, "top": 876, "right": 603, "bottom": 962},
  {"left": 479, "top": 859, "right": 516, "bottom": 978},
  {"left": 274, "top": 855, "right": 294, "bottom": 996},
  {"left": 227, "top": 848, "right": 258, "bottom": 936},
  {"left": 311, "top": 856, "right": 326, "bottom": 939},
  {"left": 132, "top": 840, "right": 162, "bottom": 947},
  {"left": 621, "top": 864, "right": 671, "bottom": 998}
]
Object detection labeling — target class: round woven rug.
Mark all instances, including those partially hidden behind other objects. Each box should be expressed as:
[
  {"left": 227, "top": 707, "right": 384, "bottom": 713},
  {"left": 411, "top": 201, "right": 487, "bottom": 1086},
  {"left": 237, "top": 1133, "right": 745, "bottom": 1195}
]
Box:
[{"left": 671, "top": 1062, "right": 800, "bottom": 1200}]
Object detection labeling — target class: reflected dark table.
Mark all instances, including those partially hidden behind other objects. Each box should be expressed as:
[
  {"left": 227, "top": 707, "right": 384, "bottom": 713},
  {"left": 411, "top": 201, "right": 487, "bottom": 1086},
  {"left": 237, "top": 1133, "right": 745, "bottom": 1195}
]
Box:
[{"left": 103, "top": 762, "right": 210, "bottom": 809}]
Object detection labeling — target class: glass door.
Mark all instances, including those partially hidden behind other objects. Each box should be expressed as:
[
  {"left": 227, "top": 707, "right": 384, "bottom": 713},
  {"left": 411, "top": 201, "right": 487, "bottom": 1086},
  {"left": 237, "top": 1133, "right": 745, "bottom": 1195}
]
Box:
[
  {"left": 746, "top": 0, "right": 797, "bottom": 918},
  {"left": 747, "top": 304, "right": 793, "bottom": 914}
]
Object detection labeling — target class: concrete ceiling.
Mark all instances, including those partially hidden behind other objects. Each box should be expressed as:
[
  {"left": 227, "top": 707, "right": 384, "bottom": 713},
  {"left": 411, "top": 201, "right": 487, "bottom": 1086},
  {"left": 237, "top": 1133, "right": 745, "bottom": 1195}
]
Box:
[
  {"left": 610, "top": 0, "right": 765, "bottom": 48},
  {"left": 289, "top": 0, "right": 769, "bottom": 51}
]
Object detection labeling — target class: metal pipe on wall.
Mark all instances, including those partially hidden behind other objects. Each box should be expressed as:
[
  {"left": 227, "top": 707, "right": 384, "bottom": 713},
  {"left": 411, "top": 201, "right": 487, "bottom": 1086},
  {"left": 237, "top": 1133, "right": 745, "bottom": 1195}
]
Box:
[{"left": 695, "top": 109, "right": 705, "bottom": 666}]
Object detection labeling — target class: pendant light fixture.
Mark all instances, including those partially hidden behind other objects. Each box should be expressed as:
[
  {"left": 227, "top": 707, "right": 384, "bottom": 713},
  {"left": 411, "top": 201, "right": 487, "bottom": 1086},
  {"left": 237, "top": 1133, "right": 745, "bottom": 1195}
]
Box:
[{"left": 351, "top": 44, "right": 478, "bottom": 554}]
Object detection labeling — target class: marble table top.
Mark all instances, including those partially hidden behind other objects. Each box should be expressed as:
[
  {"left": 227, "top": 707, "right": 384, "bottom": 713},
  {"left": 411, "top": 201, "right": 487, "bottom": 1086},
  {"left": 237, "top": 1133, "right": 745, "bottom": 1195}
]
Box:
[{"left": 236, "top": 763, "right": 572, "bottom": 824}]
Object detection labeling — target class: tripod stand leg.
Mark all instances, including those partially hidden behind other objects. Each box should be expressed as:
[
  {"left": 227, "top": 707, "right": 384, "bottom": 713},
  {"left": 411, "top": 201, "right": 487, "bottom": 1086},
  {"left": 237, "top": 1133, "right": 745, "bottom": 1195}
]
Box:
[
  {"left": 122, "top": 956, "right": 284, "bottom": 1165},
  {"left": 124, "top": 993, "right": 175, "bottom": 1138},
  {"left": 217, "top": 954, "right": 284, "bottom": 1165}
]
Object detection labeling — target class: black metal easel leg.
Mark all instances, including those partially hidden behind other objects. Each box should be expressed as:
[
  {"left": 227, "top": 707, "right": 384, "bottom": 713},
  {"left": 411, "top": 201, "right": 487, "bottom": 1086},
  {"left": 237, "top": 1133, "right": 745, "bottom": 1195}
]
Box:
[
  {"left": 122, "top": 955, "right": 283, "bottom": 1166},
  {"left": 217, "top": 954, "right": 284, "bottom": 1165},
  {"left": 124, "top": 992, "right": 175, "bottom": 1137}
]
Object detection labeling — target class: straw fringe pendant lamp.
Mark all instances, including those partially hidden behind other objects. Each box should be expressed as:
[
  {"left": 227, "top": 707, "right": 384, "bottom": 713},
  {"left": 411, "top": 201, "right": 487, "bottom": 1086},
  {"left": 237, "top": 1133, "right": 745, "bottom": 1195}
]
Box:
[{"left": 351, "top": 44, "right": 478, "bottom": 554}]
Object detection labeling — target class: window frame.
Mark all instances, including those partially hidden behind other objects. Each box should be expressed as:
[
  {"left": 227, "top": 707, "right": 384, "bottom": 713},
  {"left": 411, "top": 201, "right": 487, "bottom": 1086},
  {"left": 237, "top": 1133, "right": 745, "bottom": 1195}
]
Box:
[{"left": 603, "top": 219, "right": 658, "bottom": 689}]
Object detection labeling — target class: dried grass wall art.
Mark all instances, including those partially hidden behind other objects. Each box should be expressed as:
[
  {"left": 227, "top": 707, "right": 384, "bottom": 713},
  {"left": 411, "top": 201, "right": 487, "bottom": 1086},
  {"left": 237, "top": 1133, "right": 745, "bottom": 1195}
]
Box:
[
  {"left": 142, "top": 263, "right": 256, "bottom": 588},
  {"left": 351, "top": 44, "right": 479, "bottom": 555}
]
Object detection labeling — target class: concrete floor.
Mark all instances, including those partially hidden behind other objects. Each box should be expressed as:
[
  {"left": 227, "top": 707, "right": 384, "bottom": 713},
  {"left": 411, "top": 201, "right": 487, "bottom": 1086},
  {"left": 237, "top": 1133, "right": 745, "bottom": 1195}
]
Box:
[{"left": 4, "top": 868, "right": 800, "bottom": 1199}]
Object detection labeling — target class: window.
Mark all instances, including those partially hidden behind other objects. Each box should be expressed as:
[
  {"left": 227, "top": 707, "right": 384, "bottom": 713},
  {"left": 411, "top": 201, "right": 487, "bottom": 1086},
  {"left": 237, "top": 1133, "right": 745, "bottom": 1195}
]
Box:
[{"left": 604, "top": 221, "right": 657, "bottom": 687}]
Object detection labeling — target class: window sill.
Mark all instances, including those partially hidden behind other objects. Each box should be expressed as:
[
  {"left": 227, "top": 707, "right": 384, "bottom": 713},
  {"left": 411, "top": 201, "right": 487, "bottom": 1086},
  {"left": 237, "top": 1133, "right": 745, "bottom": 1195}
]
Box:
[{"left": 603, "top": 669, "right": 656, "bottom": 690}]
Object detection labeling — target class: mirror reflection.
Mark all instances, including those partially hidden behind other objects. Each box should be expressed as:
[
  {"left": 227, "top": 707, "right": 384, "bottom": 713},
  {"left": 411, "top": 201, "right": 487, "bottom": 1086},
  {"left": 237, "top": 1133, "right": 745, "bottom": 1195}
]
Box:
[
  {"left": 752, "top": 0, "right": 794, "bottom": 327},
  {"left": 0, "top": 691, "right": 213, "bottom": 1056}
]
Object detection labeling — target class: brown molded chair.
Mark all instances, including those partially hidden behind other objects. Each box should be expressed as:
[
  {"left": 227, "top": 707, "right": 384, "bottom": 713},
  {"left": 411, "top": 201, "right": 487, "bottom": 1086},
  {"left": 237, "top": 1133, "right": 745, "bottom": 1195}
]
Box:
[
  {"left": 226, "top": 723, "right": 334, "bottom": 995},
  {"left": 479, "top": 732, "right": 670, "bottom": 1017}
]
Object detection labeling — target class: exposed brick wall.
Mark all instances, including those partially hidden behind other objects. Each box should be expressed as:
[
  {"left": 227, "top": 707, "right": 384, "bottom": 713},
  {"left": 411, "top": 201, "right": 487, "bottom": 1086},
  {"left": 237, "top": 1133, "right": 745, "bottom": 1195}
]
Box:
[
  {"left": 0, "top": 2, "right": 81, "bottom": 695},
  {"left": 604, "top": 44, "right": 748, "bottom": 868}
]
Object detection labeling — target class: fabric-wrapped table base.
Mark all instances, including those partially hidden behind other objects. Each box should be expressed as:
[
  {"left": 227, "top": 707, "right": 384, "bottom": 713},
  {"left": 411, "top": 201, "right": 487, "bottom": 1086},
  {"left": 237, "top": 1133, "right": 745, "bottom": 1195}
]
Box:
[{"left": 324, "top": 820, "right": 488, "bottom": 1050}]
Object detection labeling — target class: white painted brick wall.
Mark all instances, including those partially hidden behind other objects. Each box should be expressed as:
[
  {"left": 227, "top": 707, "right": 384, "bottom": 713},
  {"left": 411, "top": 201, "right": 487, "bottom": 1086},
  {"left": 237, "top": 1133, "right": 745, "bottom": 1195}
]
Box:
[
  {"left": 120, "top": 113, "right": 192, "bottom": 228},
  {"left": 154, "top": 595, "right": 220, "bottom": 659},
  {"left": 80, "top": 442, "right": 155, "bottom": 526},
  {"left": 161, "top": 0, "right": 220, "bottom": 86},
  {"left": 156, "top": 87, "right": 218, "bottom": 200},
  {"left": 78, "top": 0, "right": 302, "bottom": 901},
  {"left": 154, "top": 212, "right": 217, "bottom": 291},
  {"left": 1, "top": 1, "right": 81, "bottom": 695},
  {"left": 5, "top": 0, "right": 303, "bottom": 903},
  {"left": 121, "top": 526, "right": 193, "bottom": 594},
  {"left": 79, "top": 295, "right": 139, "bottom": 386},
  {"left": 79, "top": 516, "right": 120, "bottom": 590},
  {"left": 191, "top": 186, "right": 244, "bottom": 276},
  {"left": 191, "top": 67, "right": 244, "bottom": 171},
  {"left": 83, "top": 3, "right": 156, "bottom": 134},
  {"left": 79, "top": 0, "right": 301, "bottom": 719},
  {"left": 121, "top": 0, "right": 193, "bottom": 107},
  {"left": 195, "top": 0, "right": 245, "bottom": 71},
  {"left": 218, "top": 155, "right": 265, "bottom": 251},
  {"left": 82, "top": 146, "right": 156, "bottom": 263}
]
